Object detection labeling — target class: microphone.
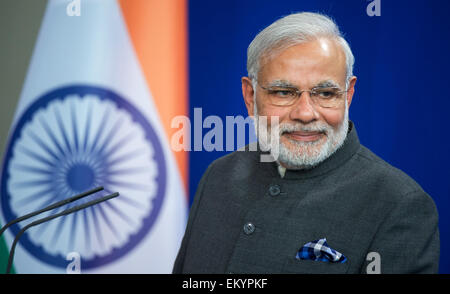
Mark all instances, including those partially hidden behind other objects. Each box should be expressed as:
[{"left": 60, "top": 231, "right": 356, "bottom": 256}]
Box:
[
  {"left": 1, "top": 188, "right": 119, "bottom": 274},
  {"left": 5, "top": 191, "right": 119, "bottom": 274},
  {"left": 0, "top": 186, "right": 104, "bottom": 238}
]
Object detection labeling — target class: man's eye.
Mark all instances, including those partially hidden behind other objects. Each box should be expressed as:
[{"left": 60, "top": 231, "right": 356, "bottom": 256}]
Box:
[
  {"left": 270, "top": 90, "right": 295, "bottom": 97},
  {"left": 320, "top": 91, "right": 333, "bottom": 97},
  {"left": 316, "top": 90, "right": 337, "bottom": 99}
]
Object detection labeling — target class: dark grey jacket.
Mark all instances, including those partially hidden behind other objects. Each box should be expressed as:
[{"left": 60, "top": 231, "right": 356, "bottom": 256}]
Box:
[{"left": 173, "top": 122, "right": 440, "bottom": 274}]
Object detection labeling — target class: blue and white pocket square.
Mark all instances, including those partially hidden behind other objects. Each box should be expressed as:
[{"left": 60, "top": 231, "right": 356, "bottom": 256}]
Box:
[{"left": 296, "top": 238, "right": 347, "bottom": 263}]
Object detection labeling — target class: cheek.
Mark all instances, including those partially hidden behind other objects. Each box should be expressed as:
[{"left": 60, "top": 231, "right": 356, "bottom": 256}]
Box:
[
  {"left": 320, "top": 108, "right": 346, "bottom": 129},
  {"left": 256, "top": 102, "right": 290, "bottom": 125},
  {"left": 257, "top": 100, "right": 346, "bottom": 129}
]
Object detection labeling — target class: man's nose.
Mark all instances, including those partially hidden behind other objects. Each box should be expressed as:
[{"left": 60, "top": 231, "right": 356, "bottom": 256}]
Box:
[{"left": 289, "top": 92, "right": 319, "bottom": 123}]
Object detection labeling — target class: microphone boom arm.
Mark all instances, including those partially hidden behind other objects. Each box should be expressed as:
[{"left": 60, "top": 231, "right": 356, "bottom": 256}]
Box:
[
  {"left": 0, "top": 186, "right": 104, "bottom": 238},
  {"left": 5, "top": 191, "right": 119, "bottom": 274}
]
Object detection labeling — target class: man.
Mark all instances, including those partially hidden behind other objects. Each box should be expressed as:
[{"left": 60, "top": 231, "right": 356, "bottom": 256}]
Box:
[{"left": 173, "top": 12, "right": 439, "bottom": 274}]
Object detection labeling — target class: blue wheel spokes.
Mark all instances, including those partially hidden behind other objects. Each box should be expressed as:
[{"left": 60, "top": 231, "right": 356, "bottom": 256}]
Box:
[{"left": 2, "top": 85, "right": 166, "bottom": 269}]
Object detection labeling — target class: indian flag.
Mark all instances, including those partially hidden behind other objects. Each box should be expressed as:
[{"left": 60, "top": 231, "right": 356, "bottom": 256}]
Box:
[
  {"left": 1, "top": 222, "right": 15, "bottom": 273},
  {"left": 0, "top": 0, "right": 188, "bottom": 273}
]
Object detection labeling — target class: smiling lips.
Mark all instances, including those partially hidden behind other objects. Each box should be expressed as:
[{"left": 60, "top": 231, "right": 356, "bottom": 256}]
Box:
[{"left": 283, "top": 131, "right": 324, "bottom": 142}]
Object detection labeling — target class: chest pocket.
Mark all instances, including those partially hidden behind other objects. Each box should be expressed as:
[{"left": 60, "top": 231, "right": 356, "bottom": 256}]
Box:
[{"left": 283, "top": 258, "right": 350, "bottom": 274}]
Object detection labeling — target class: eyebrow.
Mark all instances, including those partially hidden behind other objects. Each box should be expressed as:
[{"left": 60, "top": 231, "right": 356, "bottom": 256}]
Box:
[
  {"left": 266, "top": 79, "right": 340, "bottom": 89},
  {"left": 266, "top": 80, "right": 298, "bottom": 88},
  {"left": 314, "top": 80, "right": 340, "bottom": 88}
]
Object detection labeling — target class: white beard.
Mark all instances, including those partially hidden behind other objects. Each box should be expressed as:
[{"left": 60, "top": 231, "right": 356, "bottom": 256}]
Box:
[{"left": 254, "top": 100, "right": 349, "bottom": 170}]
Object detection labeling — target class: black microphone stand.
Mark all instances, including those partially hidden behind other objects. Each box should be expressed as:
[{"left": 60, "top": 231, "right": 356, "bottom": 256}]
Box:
[{"left": 0, "top": 186, "right": 119, "bottom": 274}]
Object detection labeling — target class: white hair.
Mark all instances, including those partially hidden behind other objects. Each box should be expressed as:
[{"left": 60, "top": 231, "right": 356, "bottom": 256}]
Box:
[{"left": 247, "top": 12, "right": 355, "bottom": 87}]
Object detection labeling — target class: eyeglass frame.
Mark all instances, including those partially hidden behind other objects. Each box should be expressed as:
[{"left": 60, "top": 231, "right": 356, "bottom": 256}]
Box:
[{"left": 255, "top": 81, "right": 349, "bottom": 108}]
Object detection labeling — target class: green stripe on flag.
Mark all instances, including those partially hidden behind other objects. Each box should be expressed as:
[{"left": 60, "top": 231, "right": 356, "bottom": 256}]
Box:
[{"left": 0, "top": 223, "right": 15, "bottom": 274}]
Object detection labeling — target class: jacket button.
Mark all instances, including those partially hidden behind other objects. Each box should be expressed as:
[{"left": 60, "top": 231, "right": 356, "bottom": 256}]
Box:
[
  {"left": 243, "top": 222, "right": 255, "bottom": 235},
  {"left": 269, "top": 185, "right": 281, "bottom": 196}
]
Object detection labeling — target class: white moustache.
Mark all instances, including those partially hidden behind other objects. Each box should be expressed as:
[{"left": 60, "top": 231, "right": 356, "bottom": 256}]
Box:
[{"left": 278, "top": 123, "right": 330, "bottom": 135}]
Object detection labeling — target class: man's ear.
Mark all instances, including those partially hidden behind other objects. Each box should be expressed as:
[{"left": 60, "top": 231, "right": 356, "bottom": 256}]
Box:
[
  {"left": 242, "top": 77, "right": 256, "bottom": 116},
  {"left": 346, "top": 76, "right": 357, "bottom": 108}
]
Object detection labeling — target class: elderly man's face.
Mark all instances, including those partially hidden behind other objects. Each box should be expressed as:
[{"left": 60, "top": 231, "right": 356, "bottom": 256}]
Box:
[{"left": 243, "top": 38, "right": 357, "bottom": 169}]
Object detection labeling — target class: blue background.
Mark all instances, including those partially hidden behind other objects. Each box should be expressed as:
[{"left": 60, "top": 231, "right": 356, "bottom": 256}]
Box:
[{"left": 188, "top": 0, "right": 450, "bottom": 273}]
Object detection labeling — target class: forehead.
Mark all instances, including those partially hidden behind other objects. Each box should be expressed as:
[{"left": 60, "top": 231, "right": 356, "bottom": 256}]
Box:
[{"left": 258, "top": 38, "right": 347, "bottom": 87}]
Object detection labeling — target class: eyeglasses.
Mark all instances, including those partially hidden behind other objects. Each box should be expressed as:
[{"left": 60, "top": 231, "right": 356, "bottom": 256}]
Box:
[{"left": 258, "top": 84, "right": 348, "bottom": 108}]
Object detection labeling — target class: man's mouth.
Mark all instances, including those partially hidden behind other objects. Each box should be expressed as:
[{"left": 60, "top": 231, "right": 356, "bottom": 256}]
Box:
[{"left": 283, "top": 131, "right": 325, "bottom": 142}]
